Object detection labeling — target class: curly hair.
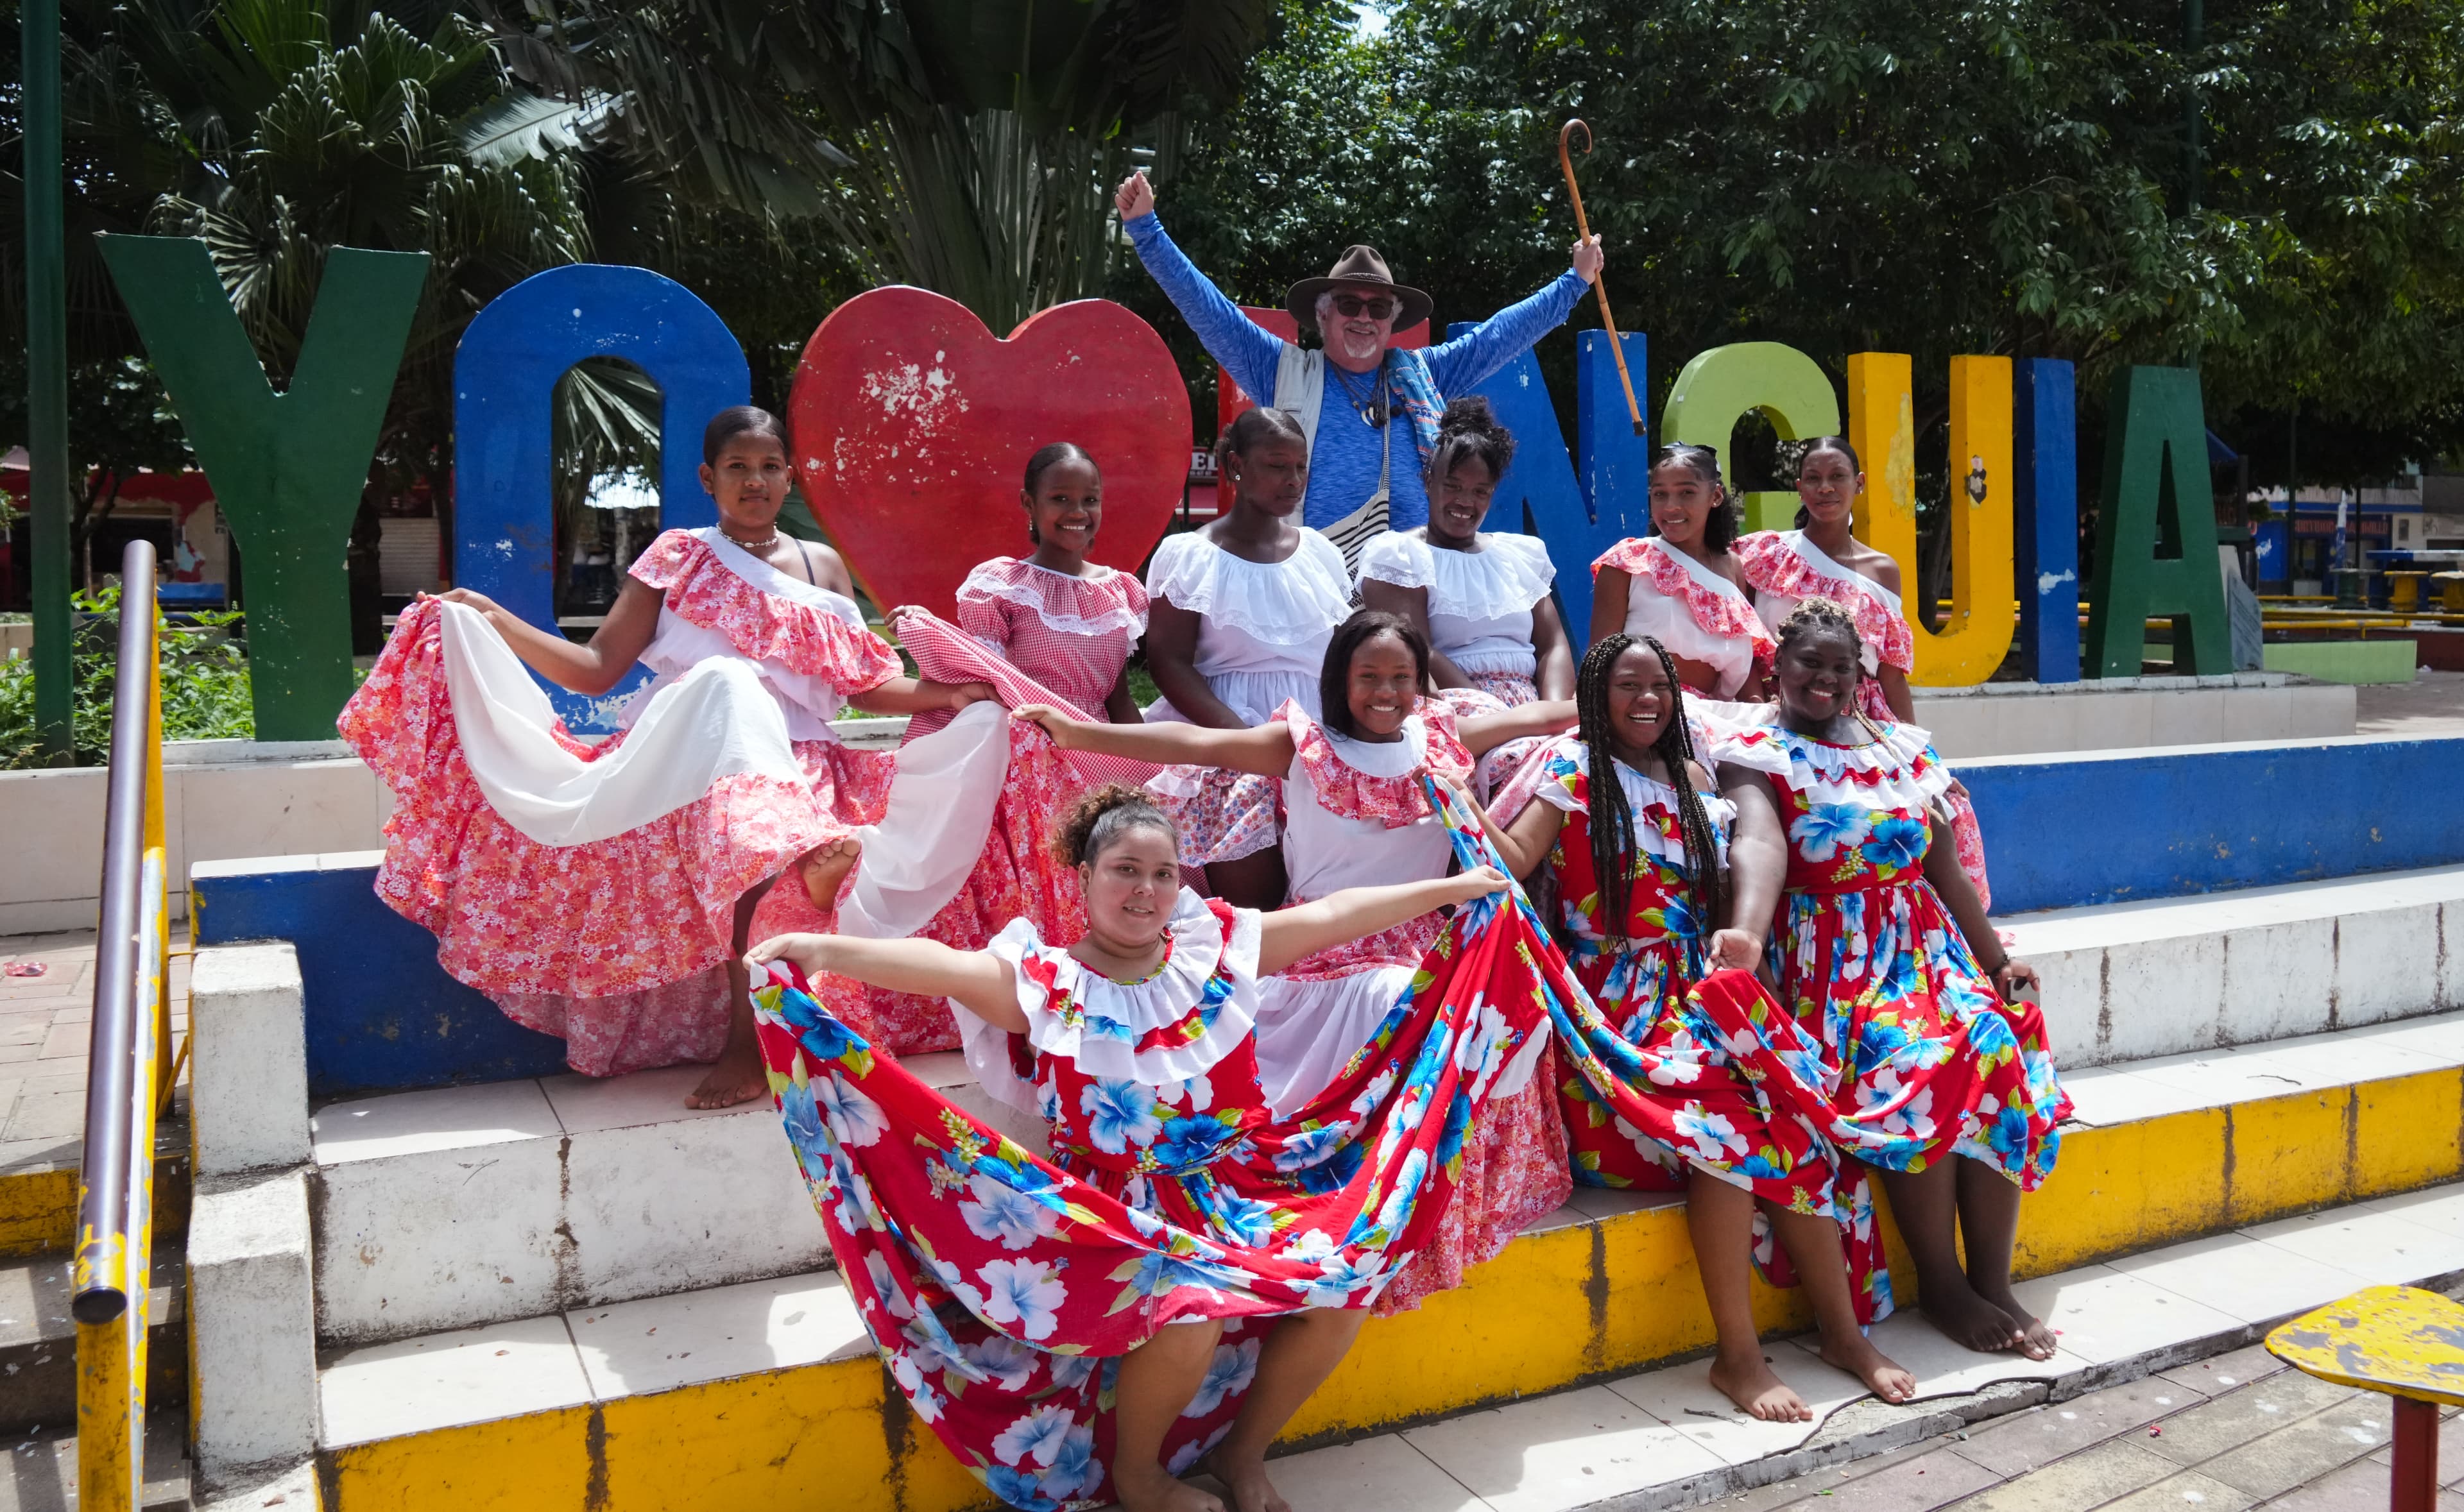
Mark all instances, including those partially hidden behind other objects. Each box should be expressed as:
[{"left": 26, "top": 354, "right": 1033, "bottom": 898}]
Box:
[
  {"left": 1576, "top": 634, "right": 1723, "bottom": 946},
  {"left": 1775, "top": 595, "right": 1865, "bottom": 660},
  {"left": 1050, "top": 783, "right": 1177, "bottom": 869},
  {"left": 1424, "top": 395, "right": 1518, "bottom": 496}
]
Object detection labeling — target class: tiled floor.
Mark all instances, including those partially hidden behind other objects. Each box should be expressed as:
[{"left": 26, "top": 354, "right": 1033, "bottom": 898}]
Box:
[{"left": 0, "top": 924, "right": 188, "bottom": 1178}]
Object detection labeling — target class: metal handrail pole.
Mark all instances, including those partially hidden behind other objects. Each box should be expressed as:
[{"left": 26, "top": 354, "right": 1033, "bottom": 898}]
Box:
[{"left": 72, "top": 540, "right": 158, "bottom": 1327}]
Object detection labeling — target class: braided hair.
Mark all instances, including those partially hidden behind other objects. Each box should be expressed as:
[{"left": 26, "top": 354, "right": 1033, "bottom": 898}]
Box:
[
  {"left": 1575, "top": 634, "right": 1726, "bottom": 947},
  {"left": 1775, "top": 595, "right": 1865, "bottom": 661}
]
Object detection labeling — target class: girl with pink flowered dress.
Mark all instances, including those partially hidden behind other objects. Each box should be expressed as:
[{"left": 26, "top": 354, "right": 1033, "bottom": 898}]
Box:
[
  {"left": 1018, "top": 609, "right": 1579, "bottom": 1317},
  {"left": 746, "top": 785, "right": 1532, "bottom": 1512},
  {"left": 1141, "top": 407, "right": 1353, "bottom": 912},
  {"left": 1733, "top": 436, "right": 1996, "bottom": 907},
  {"left": 339, "top": 407, "right": 991, "bottom": 1109},
  {"left": 760, "top": 443, "right": 1152, "bottom": 1057},
  {"left": 1356, "top": 397, "right": 1572, "bottom": 802},
  {"left": 1715, "top": 598, "right": 2073, "bottom": 1361},
  {"left": 1587, "top": 443, "right": 1774, "bottom": 702}
]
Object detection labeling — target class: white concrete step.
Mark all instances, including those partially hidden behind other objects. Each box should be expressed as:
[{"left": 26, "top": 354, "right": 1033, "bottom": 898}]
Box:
[
  {"left": 306, "top": 1050, "right": 1018, "bottom": 1347},
  {"left": 2005, "top": 862, "right": 2464, "bottom": 1067},
  {"left": 303, "top": 868, "right": 2464, "bottom": 1348}
]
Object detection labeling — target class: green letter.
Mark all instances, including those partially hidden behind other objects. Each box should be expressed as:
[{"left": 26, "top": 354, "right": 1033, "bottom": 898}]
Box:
[
  {"left": 2084, "top": 366, "right": 2231, "bottom": 678},
  {"left": 1661, "top": 341, "right": 1842, "bottom": 532},
  {"left": 98, "top": 236, "right": 429, "bottom": 740}
]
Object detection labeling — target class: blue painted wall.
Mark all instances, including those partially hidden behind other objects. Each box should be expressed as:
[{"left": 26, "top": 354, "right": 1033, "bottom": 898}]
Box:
[
  {"left": 192, "top": 863, "right": 568, "bottom": 1098},
  {"left": 1967, "top": 736, "right": 2464, "bottom": 914}
]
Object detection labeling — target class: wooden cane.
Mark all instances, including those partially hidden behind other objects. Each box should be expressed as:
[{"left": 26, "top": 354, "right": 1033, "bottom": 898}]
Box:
[{"left": 1558, "top": 119, "right": 1644, "bottom": 435}]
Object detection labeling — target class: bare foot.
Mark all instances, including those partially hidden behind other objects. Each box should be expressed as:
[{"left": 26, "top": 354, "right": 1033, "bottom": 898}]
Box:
[
  {"left": 1818, "top": 1330, "right": 1917, "bottom": 1404},
  {"left": 1919, "top": 1275, "right": 2029, "bottom": 1355},
  {"left": 800, "top": 835, "right": 863, "bottom": 912},
  {"left": 1200, "top": 1445, "right": 1291, "bottom": 1512},
  {"left": 1115, "top": 1459, "right": 1229, "bottom": 1512},
  {"left": 1972, "top": 1280, "right": 2058, "bottom": 1360},
  {"left": 685, "top": 1023, "right": 769, "bottom": 1110},
  {"left": 1706, "top": 1348, "right": 1812, "bottom": 1423}
]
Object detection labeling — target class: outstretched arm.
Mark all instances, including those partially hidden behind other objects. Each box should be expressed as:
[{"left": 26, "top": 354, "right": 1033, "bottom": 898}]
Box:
[
  {"left": 746, "top": 934, "right": 1025, "bottom": 1032},
  {"left": 1013, "top": 704, "right": 1294, "bottom": 776},
  {"left": 1457, "top": 699, "right": 1577, "bottom": 757},
  {"left": 1255, "top": 867, "right": 1509, "bottom": 976},
  {"left": 426, "top": 576, "right": 662, "bottom": 697},
  {"left": 849, "top": 676, "right": 995, "bottom": 716},
  {"left": 1116, "top": 173, "right": 1286, "bottom": 403},
  {"left": 1420, "top": 239, "right": 1598, "bottom": 393}
]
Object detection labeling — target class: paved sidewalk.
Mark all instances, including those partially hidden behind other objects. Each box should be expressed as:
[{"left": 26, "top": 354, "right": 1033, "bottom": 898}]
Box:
[
  {"left": 2357, "top": 669, "right": 2464, "bottom": 739},
  {"left": 0, "top": 926, "right": 189, "bottom": 1180},
  {"left": 1713, "top": 1342, "right": 2457, "bottom": 1512}
]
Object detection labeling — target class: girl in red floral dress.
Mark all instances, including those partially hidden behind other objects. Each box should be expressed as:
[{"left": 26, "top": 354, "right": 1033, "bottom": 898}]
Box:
[
  {"left": 1016, "top": 610, "right": 1578, "bottom": 1318},
  {"left": 339, "top": 407, "right": 990, "bottom": 1109},
  {"left": 760, "top": 442, "right": 1153, "bottom": 1055},
  {"left": 1714, "top": 599, "right": 2072, "bottom": 1359},
  {"left": 746, "top": 785, "right": 1531, "bottom": 1512},
  {"left": 1475, "top": 633, "right": 1913, "bottom": 1422}
]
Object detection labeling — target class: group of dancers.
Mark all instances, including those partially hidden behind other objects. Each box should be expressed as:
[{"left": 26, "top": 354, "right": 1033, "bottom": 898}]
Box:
[{"left": 339, "top": 396, "right": 2072, "bottom": 1512}]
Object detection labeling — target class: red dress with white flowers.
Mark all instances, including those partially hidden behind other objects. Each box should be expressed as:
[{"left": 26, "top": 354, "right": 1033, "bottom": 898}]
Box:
[
  {"left": 1261, "top": 701, "right": 1573, "bottom": 1316},
  {"left": 339, "top": 527, "right": 903, "bottom": 1076}
]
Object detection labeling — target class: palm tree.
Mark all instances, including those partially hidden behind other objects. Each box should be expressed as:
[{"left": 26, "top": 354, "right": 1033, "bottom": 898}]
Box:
[{"left": 490, "top": 0, "right": 1272, "bottom": 332}]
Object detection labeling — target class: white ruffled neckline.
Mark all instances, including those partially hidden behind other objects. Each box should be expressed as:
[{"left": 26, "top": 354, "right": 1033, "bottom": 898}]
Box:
[
  {"left": 1146, "top": 529, "right": 1353, "bottom": 647},
  {"left": 957, "top": 556, "right": 1147, "bottom": 638},
  {"left": 985, "top": 887, "right": 1262, "bottom": 1082},
  {"left": 690, "top": 527, "right": 866, "bottom": 626},
  {"left": 1697, "top": 708, "right": 1951, "bottom": 809},
  {"left": 1358, "top": 531, "right": 1555, "bottom": 622}
]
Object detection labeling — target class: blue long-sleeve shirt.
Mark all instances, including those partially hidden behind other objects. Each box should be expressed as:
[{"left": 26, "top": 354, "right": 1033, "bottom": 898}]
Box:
[{"left": 1129, "top": 214, "right": 1588, "bottom": 532}]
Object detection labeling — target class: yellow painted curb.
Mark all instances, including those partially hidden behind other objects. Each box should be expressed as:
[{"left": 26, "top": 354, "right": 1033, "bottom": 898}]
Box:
[{"left": 323, "top": 1060, "right": 2464, "bottom": 1512}]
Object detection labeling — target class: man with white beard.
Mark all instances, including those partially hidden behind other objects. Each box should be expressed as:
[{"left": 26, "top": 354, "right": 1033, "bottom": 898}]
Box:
[{"left": 1116, "top": 170, "right": 1603, "bottom": 568}]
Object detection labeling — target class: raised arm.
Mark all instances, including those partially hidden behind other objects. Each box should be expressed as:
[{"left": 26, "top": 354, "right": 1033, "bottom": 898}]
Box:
[
  {"left": 1421, "top": 247, "right": 1595, "bottom": 395},
  {"left": 1712, "top": 766, "right": 1788, "bottom": 971},
  {"left": 1457, "top": 699, "right": 1577, "bottom": 758},
  {"left": 745, "top": 934, "right": 1025, "bottom": 1032},
  {"left": 1142, "top": 595, "right": 1249, "bottom": 728},
  {"left": 428, "top": 576, "right": 662, "bottom": 697},
  {"left": 1589, "top": 565, "right": 1632, "bottom": 650},
  {"left": 1255, "top": 867, "right": 1509, "bottom": 976},
  {"left": 1116, "top": 174, "right": 1286, "bottom": 404},
  {"left": 1013, "top": 703, "right": 1294, "bottom": 776}
]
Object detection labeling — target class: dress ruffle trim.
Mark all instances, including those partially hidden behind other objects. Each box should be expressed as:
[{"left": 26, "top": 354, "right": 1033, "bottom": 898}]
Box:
[
  {"left": 986, "top": 889, "right": 1263, "bottom": 1083},
  {"left": 1145, "top": 529, "right": 1353, "bottom": 647},
  {"left": 1733, "top": 531, "right": 1914, "bottom": 672},
  {"left": 1357, "top": 532, "right": 1556, "bottom": 622},
  {"left": 957, "top": 557, "right": 1150, "bottom": 638},
  {"left": 1592, "top": 536, "right": 1774, "bottom": 652},
  {"left": 628, "top": 529, "right": 901, "bottom": 693},
  {"left": 1279, "top": 699, "right": 1473, "bottom": 829},
  {"left": 1528, "top": 734, "right": 1736, "bottom": 869},
  {"left": 1703, "top": 714, "right": 1953, "bottom": 809}
]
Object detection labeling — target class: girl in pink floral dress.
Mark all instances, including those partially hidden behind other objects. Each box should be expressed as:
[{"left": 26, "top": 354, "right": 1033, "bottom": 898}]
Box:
[
  {"left": 1357, "top": 397, "right": 1573, "bottom": 801},
  {"left": 1017, "top": 610, "right": 1579, "bottom": 1317},
  {"left": 1141, "top": 407, "right": 1353, "bottom": 910},
  {"left": 746, "top": 785, "right": 1533, "bottom": 1512},
  {"left": 1734, "top": 436, "right": 1996, "bottom": 906},
  {"left": 1715, "top": 599, "right": 2072, "bottom": 1361},
  {"left": 1587, "top": 443, "right": 1774, "bottom": 701},
  {"left": 339, "top": 407, "right": 990, "bottom": 1109},
  {"left": 777, "top": 443, "right": 1154, "bottom": 1055}
]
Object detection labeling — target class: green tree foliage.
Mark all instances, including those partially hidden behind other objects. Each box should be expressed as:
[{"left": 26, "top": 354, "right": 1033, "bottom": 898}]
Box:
[{"left": 0, "top": 589, "right": 254, "bottom": 768}]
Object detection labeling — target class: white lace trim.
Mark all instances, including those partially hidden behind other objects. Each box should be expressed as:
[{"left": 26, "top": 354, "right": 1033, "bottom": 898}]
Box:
[
  {"left": 1695, "top": 708, "right": 1951, "bottom": 808},
  {"left": 1358, "top": 531, "right": 1557, "bottom": 622},
  {"left": 1145, "top": 529, "right": 1353, "bottom": 647},
  {"left": 957, "top": 557, "right": 1148, "bottom": 638},
  {"left": 1529, "top": 733, "right": 1734, "bottom": 867},
  {"left": 984, "top": 888, "right": 1263, "bottom": 1083}
]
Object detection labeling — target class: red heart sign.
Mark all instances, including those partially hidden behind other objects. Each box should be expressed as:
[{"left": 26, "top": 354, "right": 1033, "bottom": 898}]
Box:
[{"left": 789, "top": 287, "right": 1193, "bottom": 620}]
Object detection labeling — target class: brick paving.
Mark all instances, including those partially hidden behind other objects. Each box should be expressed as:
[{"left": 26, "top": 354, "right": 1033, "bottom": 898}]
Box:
[
  {"left": 1709, "top": 1344, "right": 2464, "bottom": 1512},
  {"left": 0, "top": 925, "right": 189, "bottom": 1180}
]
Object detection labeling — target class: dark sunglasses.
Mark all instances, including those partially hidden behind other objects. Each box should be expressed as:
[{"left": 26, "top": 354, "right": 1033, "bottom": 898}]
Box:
[{"left": 1330, "top": 293, "right": 1399, "bottom": 319}]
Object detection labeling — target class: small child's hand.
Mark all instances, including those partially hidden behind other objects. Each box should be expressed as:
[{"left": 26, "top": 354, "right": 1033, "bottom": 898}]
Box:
[{"left": 746, "top": 933, "right": 834, "bottom": 980}]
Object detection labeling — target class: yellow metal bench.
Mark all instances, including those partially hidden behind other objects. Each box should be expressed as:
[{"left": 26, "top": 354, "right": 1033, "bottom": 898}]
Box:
[{"left": 2268, "top": 1286, "right": 2464, "bottom": 1512}]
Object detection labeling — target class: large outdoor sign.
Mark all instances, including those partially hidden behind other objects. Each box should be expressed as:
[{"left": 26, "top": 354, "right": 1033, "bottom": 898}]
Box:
[{"left": 101, "top": 235, "right": 2224, "bottom": 736}]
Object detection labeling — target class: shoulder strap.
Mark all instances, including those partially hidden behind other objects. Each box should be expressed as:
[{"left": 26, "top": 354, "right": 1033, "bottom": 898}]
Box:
[{"left": 1274, "top": 344, "right": 1324, "bottom": 455}]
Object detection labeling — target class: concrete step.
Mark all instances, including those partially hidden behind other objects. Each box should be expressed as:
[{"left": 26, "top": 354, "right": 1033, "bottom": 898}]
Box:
[
  {"left": 0, "top": 1246, "right": 185, "bottom": 1435},
  {"left": 302, "top": 867, "right": 2464, "bottom": 1349},
  {"left": 0, "top": 1406, "right": 194, "bottom": 1511},
  {"left": 308, "top": 1007, "right": 2464, "bottom": 1512},
  {"left": 305, "top": 1051, "right": 1022, "bottom": 1348}
]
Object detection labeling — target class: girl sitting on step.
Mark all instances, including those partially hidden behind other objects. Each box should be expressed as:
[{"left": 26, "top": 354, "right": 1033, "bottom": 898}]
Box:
[
  {"left": 1713, "top": 598, "right": 2073, "bottom": 1358},
  {"left": 1473, "top": 632, "right": 1916, "bottom": 1421},
  {"left": 746, "top": 785, "right": 1543, "bottom": 1512}
]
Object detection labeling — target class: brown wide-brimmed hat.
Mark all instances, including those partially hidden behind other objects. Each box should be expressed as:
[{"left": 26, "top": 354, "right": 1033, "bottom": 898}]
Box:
[{"left": 1285, "top": 245, "right": 1433, "bottom": 332}]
